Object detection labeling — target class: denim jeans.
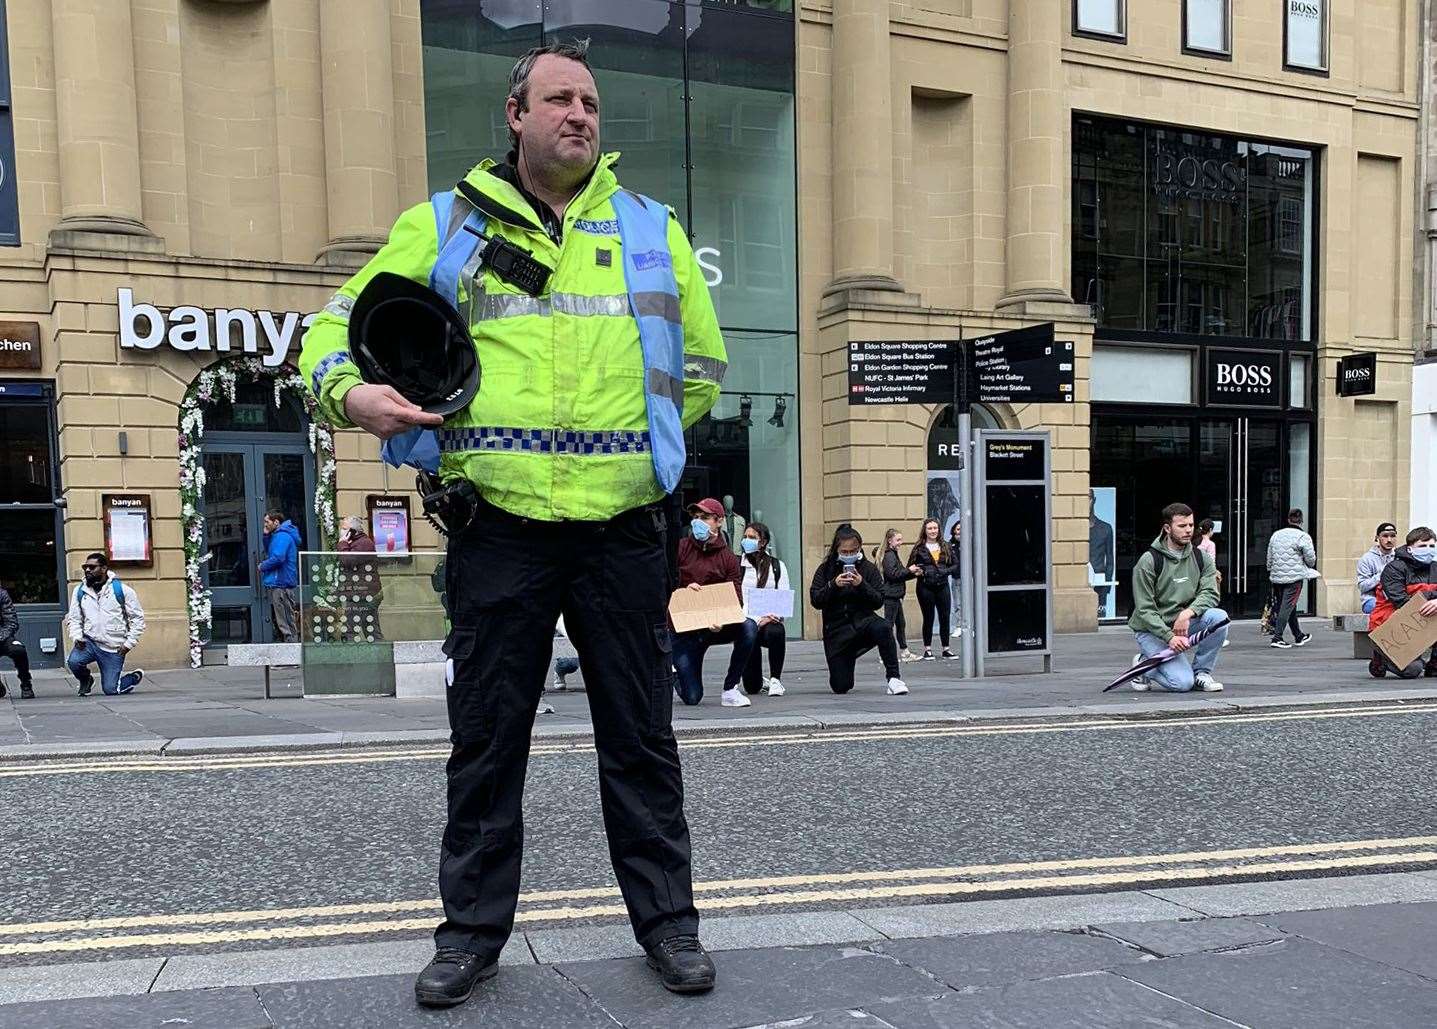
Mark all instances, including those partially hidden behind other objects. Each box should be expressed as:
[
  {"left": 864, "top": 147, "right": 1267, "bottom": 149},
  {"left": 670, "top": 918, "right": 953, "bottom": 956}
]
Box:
[
  {"left": 67, "top": 639, "right": 141, "bottom": 695},
  {"left": 1134, "top": 608, "right": 1229, "bottom": 692},
  {"left": 672, "top": 620, "right": 759, "bottom": 705}
]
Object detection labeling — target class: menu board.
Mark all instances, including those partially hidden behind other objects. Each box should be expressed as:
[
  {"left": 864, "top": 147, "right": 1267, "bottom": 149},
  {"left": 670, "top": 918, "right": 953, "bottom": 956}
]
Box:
[{"left": 102, "top": 494, "right": 153, "bottom": 567}]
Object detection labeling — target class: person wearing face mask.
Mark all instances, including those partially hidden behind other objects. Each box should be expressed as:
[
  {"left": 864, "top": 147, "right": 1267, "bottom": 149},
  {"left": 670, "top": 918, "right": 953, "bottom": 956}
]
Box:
[
  {"left": 337, "top": 515, "right": 384, "bottom": 642},
  {"left": 874, "top": 529, "right": 920, "bottom": 662},
  {"left": 738, "top": 522, "right": 790, "bottom": 696},
  {"left": 907, "top": 518, "right": 958, "bottom": 660},
  {"left": 1368, "top": 527, "right": 1437, "bottom": 678},
  {"left": 810, "top": 525, "right": 907, "bottom": 696},
  {"left": 674, "top": 498, "right": 759, "bottom": 707}
]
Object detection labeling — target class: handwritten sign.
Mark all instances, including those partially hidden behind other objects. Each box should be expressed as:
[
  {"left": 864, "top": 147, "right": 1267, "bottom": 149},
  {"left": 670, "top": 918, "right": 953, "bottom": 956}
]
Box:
[
  {"left": 1370, "top": 602, "right": 1437, "bottom": 672},
  {"left": 668, "top": 584, "right": 745, "bottom": 634}
]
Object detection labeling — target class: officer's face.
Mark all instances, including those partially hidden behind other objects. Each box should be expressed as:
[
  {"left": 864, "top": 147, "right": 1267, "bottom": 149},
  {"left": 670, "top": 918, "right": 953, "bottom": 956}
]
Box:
[{"left": 509, "top": 55, "right": 600, "bottom": 177}]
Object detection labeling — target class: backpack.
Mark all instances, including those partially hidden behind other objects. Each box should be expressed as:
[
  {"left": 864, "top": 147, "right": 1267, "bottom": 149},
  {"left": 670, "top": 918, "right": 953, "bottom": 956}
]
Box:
[{"left": 76, "top": 579, "right": 131, "bottom": 634}]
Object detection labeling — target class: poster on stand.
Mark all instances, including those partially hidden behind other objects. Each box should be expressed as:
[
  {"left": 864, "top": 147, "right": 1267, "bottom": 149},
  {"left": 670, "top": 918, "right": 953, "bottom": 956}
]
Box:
[
  {"left": 1088, "top": 487, "right": 1118, "bottom": 621},
  {"left": 366, "top": 495, "right": 411, "bottom": 556},
  {"left": 102, "top": 494, "right": 154, "bottom": 567}
]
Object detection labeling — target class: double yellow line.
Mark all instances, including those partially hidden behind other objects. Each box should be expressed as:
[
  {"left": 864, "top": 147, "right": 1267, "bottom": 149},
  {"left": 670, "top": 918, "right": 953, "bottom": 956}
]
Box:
[
  {"left": 3, "top": 702, "right": 1436, "bottom": 778},
  {"left": 4, "top": 834, "right": 1435, "bottom": 956}
]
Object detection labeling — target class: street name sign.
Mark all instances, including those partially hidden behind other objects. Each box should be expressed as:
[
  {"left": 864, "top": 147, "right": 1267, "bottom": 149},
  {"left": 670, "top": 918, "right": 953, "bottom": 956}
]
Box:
[
  {"left": 847, "top": 339, "right": 956, "bottom": 405},
  {"left": 968, "top": 324, "right": 1073, "bottom": 405}
]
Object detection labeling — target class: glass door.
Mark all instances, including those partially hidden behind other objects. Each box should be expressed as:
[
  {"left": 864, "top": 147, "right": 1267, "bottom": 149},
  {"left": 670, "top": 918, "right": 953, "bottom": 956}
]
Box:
[
  {"left": 1197, "top": 417, "right": 1284, "bottom": 618},
  {"left": 201, "top": 443, "right": 315, "bottom": 645}
]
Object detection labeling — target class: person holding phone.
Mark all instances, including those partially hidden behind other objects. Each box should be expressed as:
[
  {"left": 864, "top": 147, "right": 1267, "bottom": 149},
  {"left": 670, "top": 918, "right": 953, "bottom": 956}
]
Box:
[{"left": 810, "top": 525, "right": 906, "bottom": 696}]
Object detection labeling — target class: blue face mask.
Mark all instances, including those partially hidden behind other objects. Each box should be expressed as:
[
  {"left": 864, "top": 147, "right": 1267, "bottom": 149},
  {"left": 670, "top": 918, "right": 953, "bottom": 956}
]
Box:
[
  {"left": 1413, "top": 548, "right": 1436, "bottom": 565},
  {"left": 837, "top": 551, "right": 862, "bottom": 567},
  {"left": 741, "top": 537, "right": 760, "bottom": 555},
  {"left": 691, "top": 519, "right": 711, "bottom": 542}
]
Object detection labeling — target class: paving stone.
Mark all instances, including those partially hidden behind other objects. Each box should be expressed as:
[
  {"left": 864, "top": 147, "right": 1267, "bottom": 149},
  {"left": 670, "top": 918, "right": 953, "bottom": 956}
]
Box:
[
  {"left": 1149, "top": 871, "right": 1437, "bottom": 917},
  {"left": 735, "top": 1010, "right": 899, "bottom": 1028},
  {"left": 851, "top": 890, "right": 1190, "bottom": 939},
  {"left": 1093, "top": 916, "right": 1285, "bottom": 956},
  {"left": 0, "top": 956, "right": 164, "bottom": 1006},
  {"left": 864, "top": 970, "right": 1229, "bottom": 1028},
  {"left": 1119, "top": 936, "right": 1437, "bottom": 1029},
  {"left": 1258, "top": 901, "right": 1437, "bottom": 979},
  {"left": 0, "top": 984, "right": 271, "bottom": 1029},
  {"left": 869, "top": 928, "right": 1148, "bottom": 988},
  {"left": 558, "top": 944, "right": 947, "bottom": 1029},
  {"left": 257, "top": 966, "right": 615, "bottom": 1028}
]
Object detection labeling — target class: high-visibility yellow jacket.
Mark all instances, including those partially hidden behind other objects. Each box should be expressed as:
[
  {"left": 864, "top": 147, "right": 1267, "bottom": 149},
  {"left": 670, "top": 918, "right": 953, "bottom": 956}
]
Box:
[{"left": 300, "top": 153, "right": 727, "bottom": 522}]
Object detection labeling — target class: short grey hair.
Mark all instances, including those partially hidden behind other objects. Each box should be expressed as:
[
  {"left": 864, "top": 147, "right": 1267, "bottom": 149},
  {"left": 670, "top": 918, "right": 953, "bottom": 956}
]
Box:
[{"left": 506, "top": 39, "right": 592, "bottom": 149}]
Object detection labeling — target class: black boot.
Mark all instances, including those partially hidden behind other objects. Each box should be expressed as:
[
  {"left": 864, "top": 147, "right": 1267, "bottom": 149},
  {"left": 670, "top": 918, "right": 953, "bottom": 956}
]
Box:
[
  {"left": 644, "top": 934, "right": 716, "bottom": 994},
  {"left": 414, "top": 948, "right": 496, "bottom": 1008},
  {"left": 19, "top": 681, "right": 34, "bottom": 699},
  {"left": 0, "top": 677, "right": 6, "bottom": 698}
]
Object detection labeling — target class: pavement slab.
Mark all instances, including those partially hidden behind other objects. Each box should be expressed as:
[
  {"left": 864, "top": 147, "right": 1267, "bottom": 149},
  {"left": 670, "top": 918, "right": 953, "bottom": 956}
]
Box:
[
  {"left": 256, "top": 967, "right": 615, "bottom": 1029},
  {"left": 1149, "top": 871, "right": 1437, "bottom": 917},
  {"left": 557, "top": 945, "right": 947, "bottom": 1029},
  {"left": 1118, "top": 935, "right": 1437, "bottom": 1029},
  {"left": 863, "top": 971, "right": 1233, "bottom": 1029},
  {"left": 0, "top": 985, "right": 271, "bottom": 1029},
  {"left": 868, "top": 928, "right": 1151, "bottom": 989},
  {"left": 852, "top": 891, "right": 1193, "bottom": 939},
  {"left": 1257, "top": 901, "right": 1437, "bottom": 979},
  {"left": 0, "top": 956, "right": 165, "bottom": 1006},
  {"left": 1092, "top": 915, "right": 1286, "bottom": 957}
]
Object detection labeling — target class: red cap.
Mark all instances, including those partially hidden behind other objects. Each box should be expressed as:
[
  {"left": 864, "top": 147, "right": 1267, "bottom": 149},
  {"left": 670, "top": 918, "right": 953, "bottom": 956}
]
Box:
[{"left": 687, "top": 498, "right": 725, "bottom": 519}]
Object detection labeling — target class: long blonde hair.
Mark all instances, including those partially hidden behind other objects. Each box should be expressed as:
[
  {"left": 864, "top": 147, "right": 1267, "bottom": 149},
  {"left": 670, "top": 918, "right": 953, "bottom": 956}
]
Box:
[{"left": 873, "top": 527, "right": 902, "bottom": 561}]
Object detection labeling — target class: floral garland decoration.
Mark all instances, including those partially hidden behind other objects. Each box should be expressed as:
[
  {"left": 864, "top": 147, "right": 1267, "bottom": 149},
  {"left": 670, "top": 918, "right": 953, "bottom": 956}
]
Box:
[{"left": 177, "top": 358, "right": 338, "bottom": 667}]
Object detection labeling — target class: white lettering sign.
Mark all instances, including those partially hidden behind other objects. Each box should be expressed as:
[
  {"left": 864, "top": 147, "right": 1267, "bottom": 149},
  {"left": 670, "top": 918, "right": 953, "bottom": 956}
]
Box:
[
  {"left": 1215, "top": 363, "right": 1274, "bottom": 389},
  {"left": 695, "top": 246, "right": 723, "bottom": 288},
  {"left": 117, "top": 288, "right": 316, "bottom": 369}
]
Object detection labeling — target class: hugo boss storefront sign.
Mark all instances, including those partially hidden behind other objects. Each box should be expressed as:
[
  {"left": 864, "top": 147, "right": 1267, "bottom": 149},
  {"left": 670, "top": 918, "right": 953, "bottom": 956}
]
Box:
[{"left": 1203, "top": 349, "right": 1283, "bottom": 409}]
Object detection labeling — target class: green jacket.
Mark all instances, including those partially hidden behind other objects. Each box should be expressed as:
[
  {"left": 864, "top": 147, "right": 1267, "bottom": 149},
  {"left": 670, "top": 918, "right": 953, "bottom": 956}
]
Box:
[
  {"left": 300, "top": 154, "right": 726, "bottom": 522},
  {"left": 1127, "top": 534, "right": 1219, "bottom": 642}
]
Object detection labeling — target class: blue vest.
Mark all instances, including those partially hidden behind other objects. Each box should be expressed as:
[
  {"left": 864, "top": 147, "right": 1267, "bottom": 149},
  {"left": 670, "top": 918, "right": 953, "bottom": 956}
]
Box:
[{"left": 381, "top": 187, "right": 687, "bottom": 494}]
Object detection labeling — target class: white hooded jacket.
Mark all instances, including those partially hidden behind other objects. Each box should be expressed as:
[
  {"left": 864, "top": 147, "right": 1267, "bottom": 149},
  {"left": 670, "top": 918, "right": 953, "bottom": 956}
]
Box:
[{"left": 65, "top": 573, "right": 146, "bottom": 652}]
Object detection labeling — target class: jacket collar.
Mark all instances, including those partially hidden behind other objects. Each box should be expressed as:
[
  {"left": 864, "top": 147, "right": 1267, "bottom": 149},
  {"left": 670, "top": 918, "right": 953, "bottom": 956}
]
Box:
[{"left": 461, "top": 153, "right": 622, "bottom": 231}]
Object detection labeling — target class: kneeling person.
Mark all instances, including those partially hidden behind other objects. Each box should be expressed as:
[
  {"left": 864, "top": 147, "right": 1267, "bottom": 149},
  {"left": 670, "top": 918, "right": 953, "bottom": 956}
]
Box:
[
  {"left": 810, "top": 525, "right": 906, "bottom": 695},
  {"left": 1128, "top": 503, "right": 1227, "bottom": 693},
  {"left": 1369, "top": 527, "right": 1437, "bottom": 679},
  {"left": 64, "top": 553, "right": 146, "bottom": 696}
]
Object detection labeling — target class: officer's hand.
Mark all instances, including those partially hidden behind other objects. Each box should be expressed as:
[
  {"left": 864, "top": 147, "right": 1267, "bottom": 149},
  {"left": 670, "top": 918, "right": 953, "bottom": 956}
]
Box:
[{"left": 343, "top": 384, "right": 443, "bottom": 439}]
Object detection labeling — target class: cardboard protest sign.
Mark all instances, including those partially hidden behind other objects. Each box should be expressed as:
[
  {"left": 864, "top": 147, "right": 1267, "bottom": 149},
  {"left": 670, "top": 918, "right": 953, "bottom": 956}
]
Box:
[
  {"left": 669, "top": 584, "right": 746, "bottom": 633},
  {"left": 1370, "top": 601, "right": 1437, "bottom": 671}
]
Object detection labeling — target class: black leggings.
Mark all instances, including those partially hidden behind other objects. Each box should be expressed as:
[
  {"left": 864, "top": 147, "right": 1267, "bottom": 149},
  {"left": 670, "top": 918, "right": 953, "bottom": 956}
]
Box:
[
  {"left": 824, "top": 617, "right": 900, "bottom": 694},
  {"left": 741, "top": 621, "right": 788, "bottom": 694},
  {"left": 916, "top": 582, "right": 951, "bottom": 649},
  {"left": 0, "top": 639, "right": 31, "bottom": 685},
  {"left": 883, "top": 599, "right": 907, "bottom": 651}
]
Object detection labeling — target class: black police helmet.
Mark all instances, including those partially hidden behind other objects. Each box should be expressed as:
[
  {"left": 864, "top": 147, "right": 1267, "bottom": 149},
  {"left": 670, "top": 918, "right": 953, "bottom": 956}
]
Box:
[{"left": 347, "top": 271, "right": 479, "bottom": 416}]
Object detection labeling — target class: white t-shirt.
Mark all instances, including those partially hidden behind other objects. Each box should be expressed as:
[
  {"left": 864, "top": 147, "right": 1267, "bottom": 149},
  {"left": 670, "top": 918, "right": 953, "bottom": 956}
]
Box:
[{"left": 740, "top": 556, "right": 790, "bottom": 620}]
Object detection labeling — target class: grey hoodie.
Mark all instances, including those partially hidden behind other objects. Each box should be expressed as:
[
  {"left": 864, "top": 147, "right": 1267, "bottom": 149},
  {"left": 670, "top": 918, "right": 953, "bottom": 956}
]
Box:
[{"left": 1356, "top": 544, "right": 1395, "bottom": 603}]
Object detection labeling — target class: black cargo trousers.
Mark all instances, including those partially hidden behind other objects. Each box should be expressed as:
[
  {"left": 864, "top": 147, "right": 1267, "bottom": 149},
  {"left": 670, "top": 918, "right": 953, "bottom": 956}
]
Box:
[{"left": 434, "top": 496, "right": 698, "bottom": 960}]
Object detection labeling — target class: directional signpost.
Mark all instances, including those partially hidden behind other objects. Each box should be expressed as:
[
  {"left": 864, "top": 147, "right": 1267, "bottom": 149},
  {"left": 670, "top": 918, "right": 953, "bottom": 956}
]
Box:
[{"left": 846, "top": 324, "right": 1070, "bottom": 678}]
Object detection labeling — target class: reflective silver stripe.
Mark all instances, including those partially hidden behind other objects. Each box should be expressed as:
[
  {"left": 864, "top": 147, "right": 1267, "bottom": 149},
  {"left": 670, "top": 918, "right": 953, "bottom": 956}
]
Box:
[
  {"left": 646, "top": 367, "right": 686, "bottom": 410},
  {"left": 471, "top": 292, "right": 631, "bottom": 322},
  {"left": 684, "top": 354, "right": 727, "bottom": 386},
  {"left": 551, "top": 292, "right": 630, "bottom": 317},
  {"left": 460, "top": 249, "right": 486, "bottom": 327},
  {"left": 633, "top": 291, "right": 681, "bottom": 323},
  {"left": 322, "top": 293, "right": 354, "bottom": 320}
]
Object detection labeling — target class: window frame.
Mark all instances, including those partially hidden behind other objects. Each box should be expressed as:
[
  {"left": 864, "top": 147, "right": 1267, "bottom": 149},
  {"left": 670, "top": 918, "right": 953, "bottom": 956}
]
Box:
[
  {"left": 1282, "top": 0, "right": 1330, "bottom": 76},
  {"left": 1072, "top": 0, "right": 1127, "bottom": 43},
  {"left": 0, "top": 381, "right": 65, "bottom": 605},
  {"left": 1182, "top": 0, "right": 1232, "bottom": 59}
]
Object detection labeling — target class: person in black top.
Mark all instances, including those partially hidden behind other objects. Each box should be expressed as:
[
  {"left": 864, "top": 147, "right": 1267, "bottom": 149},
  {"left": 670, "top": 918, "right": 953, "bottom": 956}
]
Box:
[
  {"left": 908, "top": 518, "right": 958, "bottom": 660},
  {"left": 874, "top": 528, "right": 921, "bottom": 661},
  {"left": 0, "top": 585, "right": 33, "bottom": 699},
  {"left": 810, "top": 525, "right": 907, "bottom": 695}
]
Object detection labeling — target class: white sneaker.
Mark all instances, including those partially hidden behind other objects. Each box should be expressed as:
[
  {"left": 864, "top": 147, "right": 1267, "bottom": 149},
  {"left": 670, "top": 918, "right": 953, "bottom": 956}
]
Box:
[
  {"left": 1195, "top": 673, "right": 1224, "bottom": 692},
  {"left": 886, "top": 677, "right": 909, "bottom": 695},
  {"left": 721, "top": 687, "right": 752, "bottom": 708},
  {"left": 552, "top": 676, "right": 568, "bottom": 691},
  {"left": 1129, "top": 654, "right": 1150, "bottom": 691},
  {"left": 763, "top": 678, "right": 786, "bottom": 697},
  {"left": 899, "top": 649, "right": 920, "bottom": 662},
  {"left": 536, "top": 698, "right": 555, "bottom": 714}
]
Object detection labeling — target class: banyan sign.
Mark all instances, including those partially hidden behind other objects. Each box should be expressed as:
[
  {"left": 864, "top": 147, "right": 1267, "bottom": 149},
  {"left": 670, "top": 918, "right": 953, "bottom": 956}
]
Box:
[{"left": 847, "top": 339, "right": 956, "bottom": 405}]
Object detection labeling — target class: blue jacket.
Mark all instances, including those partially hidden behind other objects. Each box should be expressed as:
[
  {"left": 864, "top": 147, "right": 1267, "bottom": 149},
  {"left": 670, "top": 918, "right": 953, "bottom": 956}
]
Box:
[{"left": 259, "top": 521, "right": 301, "bottom": 589}]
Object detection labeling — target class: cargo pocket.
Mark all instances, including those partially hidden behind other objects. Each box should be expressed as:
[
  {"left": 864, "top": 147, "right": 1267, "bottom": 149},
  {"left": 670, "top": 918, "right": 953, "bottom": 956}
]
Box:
[
  {"left": 649, "top": 620, "right": 675, "bottom": 736},
  {"left": 441, "top": 629, "right": 488, "bottom": 743}
]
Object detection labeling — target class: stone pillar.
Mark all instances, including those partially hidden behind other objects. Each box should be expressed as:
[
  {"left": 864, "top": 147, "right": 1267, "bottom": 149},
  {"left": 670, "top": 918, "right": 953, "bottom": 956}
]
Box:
[
  {"left": 997, "top": 1, "right": 1071, "bottom": 309},
  {"left": 317, "top": 0, "right": 399, "bottom": 265},
  {"left": 824, "top": 0, "right": 901, "bottom": 295},
  {"left": 49, "top": 0, "right": 155, "bottom": 241}
]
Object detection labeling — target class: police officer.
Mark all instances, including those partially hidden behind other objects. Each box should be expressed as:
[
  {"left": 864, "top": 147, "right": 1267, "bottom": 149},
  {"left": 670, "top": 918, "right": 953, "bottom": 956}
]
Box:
[{"left": 300, "top": 41, "right": 726, "bottom": 1009}]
